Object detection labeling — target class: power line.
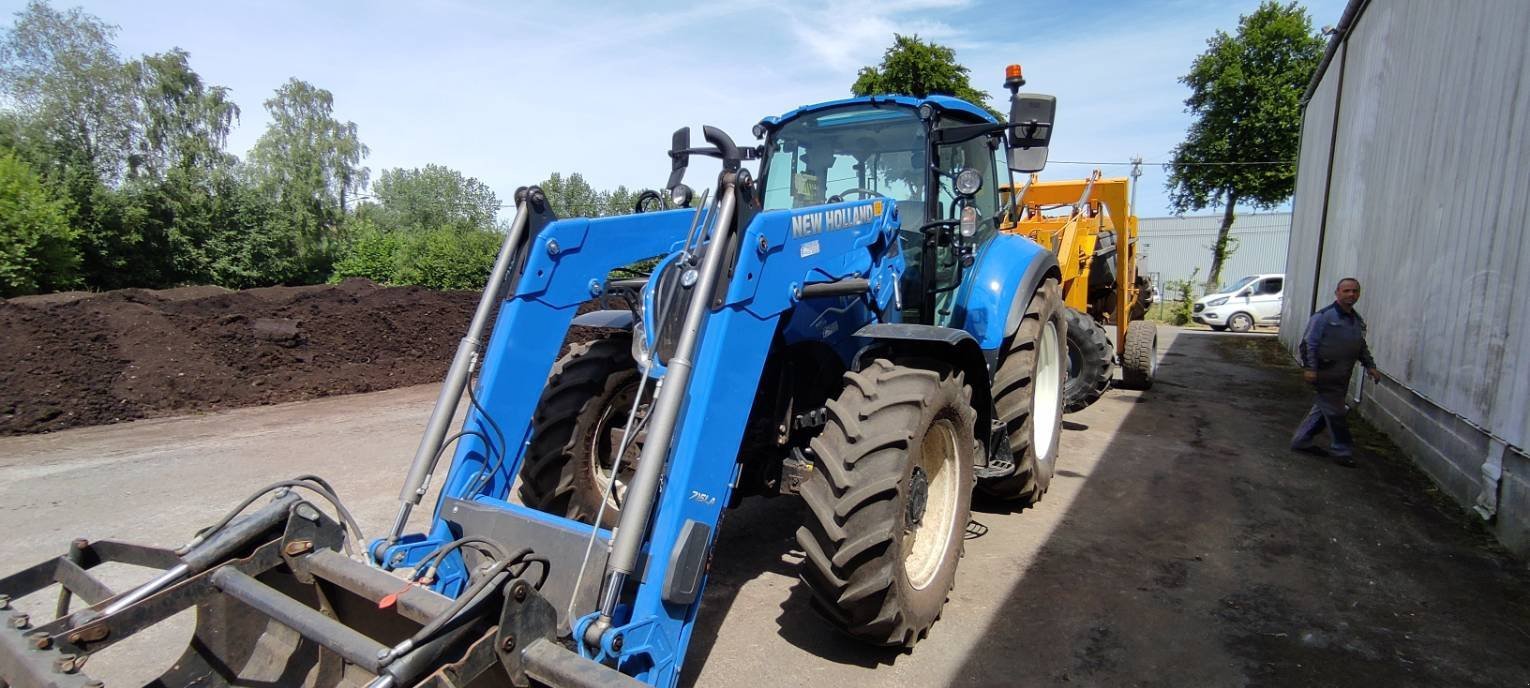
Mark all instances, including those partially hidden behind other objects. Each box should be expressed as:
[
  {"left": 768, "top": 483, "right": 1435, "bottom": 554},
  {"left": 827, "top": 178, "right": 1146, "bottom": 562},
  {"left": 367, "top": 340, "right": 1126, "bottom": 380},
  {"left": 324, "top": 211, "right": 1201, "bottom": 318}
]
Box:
[{"left": 1049, "top": 159, "right": 1296, "bottom": 167}]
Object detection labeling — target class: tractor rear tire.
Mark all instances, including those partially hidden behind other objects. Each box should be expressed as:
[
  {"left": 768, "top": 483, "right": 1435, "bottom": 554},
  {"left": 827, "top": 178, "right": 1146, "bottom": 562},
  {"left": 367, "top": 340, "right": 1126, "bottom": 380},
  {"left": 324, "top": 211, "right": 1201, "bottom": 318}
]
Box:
[
  {"left": 519, "top": 333, "right": 643, "bottom": 527},
  {"left": 1119, "top": 320, "right": 1158, "bottom": 390},
  {"left": 1063, "top": 307, "right": 1112, "bottom": 413},
  {"left": 796, "top": 358, "right": 976, "bottom": 648},
  {"left": 978, "top": 277, "right": 1067, "bottom": 504}
]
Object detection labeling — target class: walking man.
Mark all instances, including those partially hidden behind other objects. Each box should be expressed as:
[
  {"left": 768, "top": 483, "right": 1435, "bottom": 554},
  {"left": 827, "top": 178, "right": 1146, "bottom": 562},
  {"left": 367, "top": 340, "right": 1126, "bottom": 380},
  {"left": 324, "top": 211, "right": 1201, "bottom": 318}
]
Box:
[{"left": 1291, "top": 277, "right": 1382, "bottom": 466}]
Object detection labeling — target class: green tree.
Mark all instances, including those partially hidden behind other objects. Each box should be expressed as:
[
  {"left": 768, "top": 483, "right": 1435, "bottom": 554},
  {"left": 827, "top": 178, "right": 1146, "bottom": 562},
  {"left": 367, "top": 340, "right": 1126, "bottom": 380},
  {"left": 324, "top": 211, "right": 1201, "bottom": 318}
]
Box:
[
  {"left": 602, "top": 185, "right": 638, "bottom": 217},
  {"left": 367, "top": 164, "right": 499, "bottom": 233},
  {"left": 538, "top": 171, "right": 605, "bottom": 218},
  {"left": 0, "top": 151, "right": 77, "bottom": 295},
  {"left": 852, "top": 34, "right": 999, "bottom": 120},
  {"left": 331, "top": 164, "right": 506, "bottom": 288},
  {"left": 0, "top": 0, "right": 134, "bottom": 183},
  {"left": 1166, "top": 1, "right": 1323, "bottom": 292},
  {"left": 247, "top": 78, "right": 369, "bottom": 282},
  {"left": 127, "top": 48, "right": 239, "bottom": 179},
  {"left": 0, "top": 1, "right": 140, "bottom": 290},
  {"left": 537, "top": 172, "right": 644, "bottom": 219}
]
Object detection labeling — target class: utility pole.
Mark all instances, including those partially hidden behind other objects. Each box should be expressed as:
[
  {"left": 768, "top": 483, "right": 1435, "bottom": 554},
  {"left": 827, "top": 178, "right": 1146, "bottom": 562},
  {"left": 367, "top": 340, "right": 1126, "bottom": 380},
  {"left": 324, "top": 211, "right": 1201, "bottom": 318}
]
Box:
[{"left": 1128, "top": 156, "right": 1142, "bottom": 215}]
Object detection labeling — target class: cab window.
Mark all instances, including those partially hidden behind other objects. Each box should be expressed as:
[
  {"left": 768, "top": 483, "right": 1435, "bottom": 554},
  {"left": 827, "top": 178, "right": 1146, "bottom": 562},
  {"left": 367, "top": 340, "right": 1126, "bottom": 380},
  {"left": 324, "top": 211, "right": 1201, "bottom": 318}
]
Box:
[
  {"left": 934, "top": 120, "right": 1002, "bottom": 244},
  {"left": 761, "top": 105, "right": 926, "bottom": 211}
]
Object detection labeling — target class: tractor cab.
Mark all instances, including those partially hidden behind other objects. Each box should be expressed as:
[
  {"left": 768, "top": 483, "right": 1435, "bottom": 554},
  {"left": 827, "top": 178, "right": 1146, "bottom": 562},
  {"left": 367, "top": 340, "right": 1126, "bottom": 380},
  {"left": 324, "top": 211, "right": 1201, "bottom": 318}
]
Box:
[{"left": 754, "top": 88, "right": 1050, "bottom": 326}]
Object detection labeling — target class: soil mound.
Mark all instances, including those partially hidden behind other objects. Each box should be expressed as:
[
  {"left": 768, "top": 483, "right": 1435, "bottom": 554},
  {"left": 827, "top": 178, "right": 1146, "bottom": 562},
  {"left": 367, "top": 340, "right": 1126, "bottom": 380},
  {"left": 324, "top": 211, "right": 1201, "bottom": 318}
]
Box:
[{"left": 0, "top": 279, "right": 614, "bottom": 435}]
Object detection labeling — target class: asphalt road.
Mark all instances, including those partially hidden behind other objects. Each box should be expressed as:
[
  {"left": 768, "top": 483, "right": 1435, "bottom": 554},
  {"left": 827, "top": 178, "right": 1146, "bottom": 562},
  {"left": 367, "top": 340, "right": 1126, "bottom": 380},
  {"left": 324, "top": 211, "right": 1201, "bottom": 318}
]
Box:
[{"left": 2, "top": 327, "right": 1527, "bottom": 686}]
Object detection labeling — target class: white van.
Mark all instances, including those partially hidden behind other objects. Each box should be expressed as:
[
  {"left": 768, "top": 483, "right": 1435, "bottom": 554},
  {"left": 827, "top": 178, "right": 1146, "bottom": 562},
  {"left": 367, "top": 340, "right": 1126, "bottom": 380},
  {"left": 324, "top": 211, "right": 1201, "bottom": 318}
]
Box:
[{"left": 1192, "top": 273, "right": 1284, "bottom": 332}]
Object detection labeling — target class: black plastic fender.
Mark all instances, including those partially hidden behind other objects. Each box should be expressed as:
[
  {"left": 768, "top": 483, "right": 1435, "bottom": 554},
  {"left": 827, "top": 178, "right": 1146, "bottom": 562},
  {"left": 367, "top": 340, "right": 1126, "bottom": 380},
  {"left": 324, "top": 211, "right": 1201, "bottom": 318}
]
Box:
[{"left": 851, "top": 323, "right": 994, "bottom": 447}]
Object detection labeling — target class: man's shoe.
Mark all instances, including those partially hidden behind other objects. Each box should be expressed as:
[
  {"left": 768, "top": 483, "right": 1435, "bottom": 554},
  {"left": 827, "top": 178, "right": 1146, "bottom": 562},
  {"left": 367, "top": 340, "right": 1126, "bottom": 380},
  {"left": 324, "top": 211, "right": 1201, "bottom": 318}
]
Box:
[
  {"left": 1292, "top": 443, "right": 1330, "bottom": 457},
  {"left": 1331, "top": 452, "right": 1357, "bottom": 467}
]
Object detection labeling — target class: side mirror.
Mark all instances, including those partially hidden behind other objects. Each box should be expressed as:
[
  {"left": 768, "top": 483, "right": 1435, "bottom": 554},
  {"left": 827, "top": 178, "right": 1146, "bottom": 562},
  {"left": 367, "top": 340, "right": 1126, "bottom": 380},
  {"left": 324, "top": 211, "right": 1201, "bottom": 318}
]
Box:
[
  {"left": 667, "top": 127, "right": 691, "bottom": 191},
  {"left": 1007, "top": 93, "right": 1055, "bottom": 173}
]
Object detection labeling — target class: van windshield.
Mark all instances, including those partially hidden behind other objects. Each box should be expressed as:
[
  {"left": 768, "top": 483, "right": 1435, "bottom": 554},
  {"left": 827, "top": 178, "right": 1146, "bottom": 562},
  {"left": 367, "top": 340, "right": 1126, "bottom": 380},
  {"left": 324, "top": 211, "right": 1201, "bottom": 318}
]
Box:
[{"left": 1226, "top": 275, "right": 1259, "bottom": 293}]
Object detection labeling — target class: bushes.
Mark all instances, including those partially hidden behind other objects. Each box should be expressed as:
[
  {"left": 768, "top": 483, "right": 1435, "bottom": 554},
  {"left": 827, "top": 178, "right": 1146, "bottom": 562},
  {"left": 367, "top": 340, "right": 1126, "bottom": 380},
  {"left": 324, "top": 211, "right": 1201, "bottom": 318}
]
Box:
[
  {"left": 1167, "top": 269, "right": 1201, "bottom": 326},
  {"left": 331, "top": 223, "right": 501, "bottom": 291},
  {"left": 0, "top": 152, "right": 79, "bottom": 296},
  {"left": 399, "top": 226, "right": 501, "bottom": 290}
]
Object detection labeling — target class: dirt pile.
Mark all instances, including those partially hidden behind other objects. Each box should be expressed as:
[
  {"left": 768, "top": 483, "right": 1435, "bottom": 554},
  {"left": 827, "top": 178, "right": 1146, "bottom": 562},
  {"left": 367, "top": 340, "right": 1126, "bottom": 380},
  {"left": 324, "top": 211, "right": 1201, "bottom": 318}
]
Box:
[{"left": 0, "top": 279, "right": 613, "bottom": 436}]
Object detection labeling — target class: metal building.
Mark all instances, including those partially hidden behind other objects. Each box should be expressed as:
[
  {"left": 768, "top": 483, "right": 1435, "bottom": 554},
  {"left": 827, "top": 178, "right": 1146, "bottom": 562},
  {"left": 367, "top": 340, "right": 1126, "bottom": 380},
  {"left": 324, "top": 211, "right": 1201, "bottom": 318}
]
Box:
[
  {"left": 1139, "top": 212, "right": 1290, "bottom": 293},
  {"left": 1282, "top": 0, "right": 1530, "bottom": 554}
]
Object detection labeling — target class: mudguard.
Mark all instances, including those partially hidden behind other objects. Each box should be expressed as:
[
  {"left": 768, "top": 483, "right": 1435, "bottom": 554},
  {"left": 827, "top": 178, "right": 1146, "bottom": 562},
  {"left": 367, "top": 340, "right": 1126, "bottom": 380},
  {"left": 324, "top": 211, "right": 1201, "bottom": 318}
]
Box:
[
  {"left": 851, "top": 323, "right": 994, "bottom": 443},
  {"left": 959, "top": 233, "right": 1061, "bottom": 352}
]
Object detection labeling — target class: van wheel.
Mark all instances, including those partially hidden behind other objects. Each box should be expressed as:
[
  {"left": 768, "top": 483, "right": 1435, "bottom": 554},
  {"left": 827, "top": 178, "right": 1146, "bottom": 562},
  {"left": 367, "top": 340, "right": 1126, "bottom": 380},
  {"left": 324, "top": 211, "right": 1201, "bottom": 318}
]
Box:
[
  {"left": 796, "top": 359, "right": 976, "bottom": 648},
  {"left": 1227, "top": 312, "right": 1254, "bottom": 333}
]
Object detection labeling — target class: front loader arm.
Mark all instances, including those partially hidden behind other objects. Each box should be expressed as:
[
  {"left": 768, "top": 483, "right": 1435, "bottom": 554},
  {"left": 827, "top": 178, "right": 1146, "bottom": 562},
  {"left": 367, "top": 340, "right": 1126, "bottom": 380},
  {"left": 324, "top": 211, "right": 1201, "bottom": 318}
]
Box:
[
  {"left": 374, "top": 208, "right": 698, "bottom": 586},
  {"left": 571, "top": 196, "right": 904, "bottom": 686}
]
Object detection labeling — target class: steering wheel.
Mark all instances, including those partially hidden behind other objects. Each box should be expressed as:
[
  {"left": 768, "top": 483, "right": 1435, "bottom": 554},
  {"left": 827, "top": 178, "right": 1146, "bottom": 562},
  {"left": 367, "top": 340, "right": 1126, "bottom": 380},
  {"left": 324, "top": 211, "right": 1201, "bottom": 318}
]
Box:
[{"left": 828, "top": 188, "right": 885, "bottom": 203}]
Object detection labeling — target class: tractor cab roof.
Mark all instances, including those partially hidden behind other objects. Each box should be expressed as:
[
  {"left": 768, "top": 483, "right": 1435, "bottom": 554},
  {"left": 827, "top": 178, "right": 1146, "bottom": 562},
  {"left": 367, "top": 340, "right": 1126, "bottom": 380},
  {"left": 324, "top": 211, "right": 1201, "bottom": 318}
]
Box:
[{"left": 759, "top": 95, "right": 997, "bottom": 130}]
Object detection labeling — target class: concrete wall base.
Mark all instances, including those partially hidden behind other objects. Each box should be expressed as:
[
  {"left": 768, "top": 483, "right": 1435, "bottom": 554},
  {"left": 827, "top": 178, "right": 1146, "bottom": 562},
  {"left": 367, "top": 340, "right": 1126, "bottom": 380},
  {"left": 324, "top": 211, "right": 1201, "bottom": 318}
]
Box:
[{"left": 1359, "top": 378, "right": 1530, "bottom": 558}]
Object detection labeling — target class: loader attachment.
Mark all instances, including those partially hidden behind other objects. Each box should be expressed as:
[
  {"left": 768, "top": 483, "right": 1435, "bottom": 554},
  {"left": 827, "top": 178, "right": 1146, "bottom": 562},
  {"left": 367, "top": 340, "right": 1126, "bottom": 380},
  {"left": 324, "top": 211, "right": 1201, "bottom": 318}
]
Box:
[{"left": 0, "top": 486, "right": 640, "bottom": 688}]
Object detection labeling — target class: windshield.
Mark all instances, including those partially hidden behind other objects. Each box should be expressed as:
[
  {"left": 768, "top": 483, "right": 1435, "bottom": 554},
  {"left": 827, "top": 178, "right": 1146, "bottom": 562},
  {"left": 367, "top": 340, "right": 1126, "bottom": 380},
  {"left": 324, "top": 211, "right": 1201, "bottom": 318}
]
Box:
[
  {"left": 761, "top": 105, "right": 926, "bottom": 212},
  {"left": 1224, "top": 275, "right": 1259, "bottom": 293}
]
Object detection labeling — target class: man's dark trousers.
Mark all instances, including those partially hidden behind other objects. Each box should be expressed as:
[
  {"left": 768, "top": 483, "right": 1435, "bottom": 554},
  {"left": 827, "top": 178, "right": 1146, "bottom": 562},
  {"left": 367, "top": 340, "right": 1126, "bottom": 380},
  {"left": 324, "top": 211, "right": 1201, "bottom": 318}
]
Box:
[{"left": 1292, "top": 370, "right": 1354, "bottom": 454}]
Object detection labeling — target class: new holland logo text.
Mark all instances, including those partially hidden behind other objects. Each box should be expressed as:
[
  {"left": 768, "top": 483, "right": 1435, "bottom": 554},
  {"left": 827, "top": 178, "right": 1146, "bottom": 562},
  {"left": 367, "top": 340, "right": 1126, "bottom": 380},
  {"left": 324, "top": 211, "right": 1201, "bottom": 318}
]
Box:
[{"left": 790, "top": 203, "right": 878, "bottom": 238}]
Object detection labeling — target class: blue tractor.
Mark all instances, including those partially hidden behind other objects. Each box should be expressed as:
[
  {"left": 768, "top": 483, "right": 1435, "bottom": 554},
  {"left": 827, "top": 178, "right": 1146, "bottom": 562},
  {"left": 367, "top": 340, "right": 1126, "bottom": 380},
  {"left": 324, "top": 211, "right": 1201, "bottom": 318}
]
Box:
[{"left": 0, "top": 72, "right": 1064, "bottom": 688}]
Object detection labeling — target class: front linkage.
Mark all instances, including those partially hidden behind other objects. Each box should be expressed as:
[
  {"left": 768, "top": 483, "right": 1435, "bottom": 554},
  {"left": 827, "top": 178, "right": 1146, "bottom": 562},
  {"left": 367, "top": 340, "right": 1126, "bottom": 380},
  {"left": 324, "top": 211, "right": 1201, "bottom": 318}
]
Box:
[{"left": 0, "top": 479, "right": 638, "bottom": 688}]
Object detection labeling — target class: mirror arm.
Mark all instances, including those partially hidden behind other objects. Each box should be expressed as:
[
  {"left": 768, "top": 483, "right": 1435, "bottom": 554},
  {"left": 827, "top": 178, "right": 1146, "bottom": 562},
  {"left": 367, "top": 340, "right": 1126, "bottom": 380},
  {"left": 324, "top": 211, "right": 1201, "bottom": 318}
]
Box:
[{"left": 932, "top": 122, "right": 1009, "bottom": 145}]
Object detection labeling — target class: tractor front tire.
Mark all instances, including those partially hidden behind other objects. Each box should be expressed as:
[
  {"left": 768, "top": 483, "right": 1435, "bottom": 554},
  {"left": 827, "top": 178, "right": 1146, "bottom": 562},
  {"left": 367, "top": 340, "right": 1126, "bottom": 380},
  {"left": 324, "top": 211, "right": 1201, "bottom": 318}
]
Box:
[
  {"left": 796, "top": 359, "right": 976, "bottom": 648},
  {"left": 1130, "top": 274, "right": 1153, "bottom": 321},
  {"left": 1119, "top": 320, "right": 1158, "bottom": 390},
  {"left": 520, "top": 333, "right": 643, "bottom": 527},
  {"left": 1063, "top": 307, "right": 1112, "bottom": 413},
  {"left": 979, "top": 277, "right": 1067, "bottom": 504}
]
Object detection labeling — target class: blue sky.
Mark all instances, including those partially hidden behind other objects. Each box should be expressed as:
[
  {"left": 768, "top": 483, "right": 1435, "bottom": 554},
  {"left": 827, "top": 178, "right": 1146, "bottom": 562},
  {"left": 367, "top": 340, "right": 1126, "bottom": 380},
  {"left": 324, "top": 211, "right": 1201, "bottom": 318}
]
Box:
[{"left": 3, "top": 0, "right": 1347, "bottom": 218}]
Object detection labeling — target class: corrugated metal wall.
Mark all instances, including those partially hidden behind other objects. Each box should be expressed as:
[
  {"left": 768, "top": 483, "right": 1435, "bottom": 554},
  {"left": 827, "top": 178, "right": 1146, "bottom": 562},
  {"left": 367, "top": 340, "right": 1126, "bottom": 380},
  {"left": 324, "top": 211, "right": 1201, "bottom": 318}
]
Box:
[
  {"left": 1279, "top": 43, "right": 1341, "bottom": 352},
  {"left": 1282, "top": 0, "right": 1530, "bottom": 449},
  {"left": 1139, "top": 213, "right": 1291, "bottom": 292}
]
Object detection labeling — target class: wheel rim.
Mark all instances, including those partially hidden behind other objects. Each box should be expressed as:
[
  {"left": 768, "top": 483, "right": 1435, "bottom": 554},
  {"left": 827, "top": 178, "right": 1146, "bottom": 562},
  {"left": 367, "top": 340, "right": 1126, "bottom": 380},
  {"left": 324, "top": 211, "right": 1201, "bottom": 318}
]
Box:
[
  {"left": 1232, "top": 314, "right": 1251, "bottom": 330},
  {"left": 904, "top": 417, "right": 959, "bottom": 591},
  {"left": 1033, "top": 320, "right": 1062, "bottom": 460},
  {"left": 590, "top": 382, "right": 644, "bottom": 511}
]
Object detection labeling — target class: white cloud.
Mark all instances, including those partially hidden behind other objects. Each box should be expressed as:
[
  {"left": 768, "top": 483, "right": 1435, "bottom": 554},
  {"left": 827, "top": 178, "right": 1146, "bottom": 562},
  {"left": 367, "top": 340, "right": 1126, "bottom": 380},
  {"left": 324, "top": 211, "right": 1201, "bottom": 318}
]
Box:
[{"left": 772, "top": 0, "right": 968, "bottom": 72}]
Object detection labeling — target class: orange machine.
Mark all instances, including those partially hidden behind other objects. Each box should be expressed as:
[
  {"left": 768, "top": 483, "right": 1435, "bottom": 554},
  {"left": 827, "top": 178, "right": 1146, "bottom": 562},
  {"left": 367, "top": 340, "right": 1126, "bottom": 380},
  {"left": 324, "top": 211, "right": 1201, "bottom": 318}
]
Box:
[{"left": 1001, "top": 171, "right": 1157, "bottom": 409}]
